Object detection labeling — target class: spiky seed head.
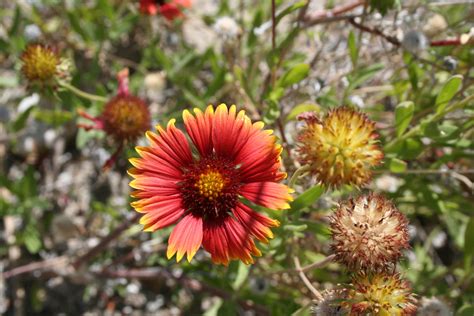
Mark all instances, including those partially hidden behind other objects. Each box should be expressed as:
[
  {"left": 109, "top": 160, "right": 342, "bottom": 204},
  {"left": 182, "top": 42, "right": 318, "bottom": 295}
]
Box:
[
  {"left": 297, "top": 107, "right": 383, "bottom": 189},
  {"left": 330, "top": 193, "right": 409, "bottom": 271},
  {"left": 101, "top": 95, "right": 150, "bottom": 142},
  {"left": 343, "top": 272, "right": 417, "bottom": 315}
]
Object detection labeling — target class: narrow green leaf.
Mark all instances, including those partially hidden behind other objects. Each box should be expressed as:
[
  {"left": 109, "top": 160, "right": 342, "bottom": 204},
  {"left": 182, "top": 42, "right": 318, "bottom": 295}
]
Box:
[
  {"left": 275, "top": 1, "right": 307, "bottom": 25},
  {"left": 9, "top": 6, "right": 22, "bottom": 37},
  {"left": 435, "top": 75, "right": 463, "bottom": 114},
  {"left": 67, "top": 11, "right": 90, "bottom": 42},
  {"left": 232, "top": 261, "right": 250, "bottom": 290},
  {"left": 291, "top": 185, "right": 324, "bottom": 211},
  {"left": 394, "top": 101, "right": 414, "bottom": 137},
  {"left": 284, "top": 224, "right": 308, "bottom": 232},
  {"left": 277, "top": 63, "right": 309, "bottom": 88},
  {"left": 389, "top": 158, "right": 407, "bottom": 173},
  {"left": 348, "top": 31, "right": 358, "bottom": 67},
  {"left": 464, "top": 217, "right": 474, "bottom": 258},
  {"left": 285, "top": 103, "right": 320, "bottom": 122},
  {"left": 12, "top": 106, "right": 35, "bottom": 132},
  {"left": 203, "top": 298, "right": 223, "bottom": 316}
]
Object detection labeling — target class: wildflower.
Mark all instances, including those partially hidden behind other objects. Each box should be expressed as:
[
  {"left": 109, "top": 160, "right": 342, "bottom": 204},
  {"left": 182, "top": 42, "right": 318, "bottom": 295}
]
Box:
[
  {"left": 20, "top": 44, "right": 71, "bottom": 89},
  {"left": 139, "top": 0, "right": 191, "bottom": 21},
  {"left": 214, "top": 16, "right": 241, "bottom": 41},
  {"left": 129, "top": 104, "right": 292, "bottom": 265},
  {"left": 343, "top": 272, "right": 417, "bottom": 315},
  {"left": 330, "top": 193, "right": 409, "bottom": 271},
  {"left": 78, "top": 69, "right": 150, "bottom": 169},
  {"left": 297, "top": 107, "right": 383, "bottom": 188}
]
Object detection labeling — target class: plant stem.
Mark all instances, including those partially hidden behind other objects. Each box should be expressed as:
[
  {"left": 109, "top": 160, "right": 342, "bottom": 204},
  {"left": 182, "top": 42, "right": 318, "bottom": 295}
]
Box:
[
  {"left": 289, "top": 165, "right": 310, "bottom": 188},
  {"left": 294, "top": 256, "right": 324, "bottom": 301},
  {"left": 60, "top": 82, "right": 108, "bottom": 103}
]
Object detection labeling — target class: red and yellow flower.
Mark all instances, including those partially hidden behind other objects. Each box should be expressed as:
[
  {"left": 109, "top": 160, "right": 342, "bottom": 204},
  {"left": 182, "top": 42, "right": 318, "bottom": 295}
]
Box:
[
  {"left": 139, "top": 0, "right": 191, "bottom": 20},
  {"left": 129, "top": 104, "right": 292, "bottom": 265}
]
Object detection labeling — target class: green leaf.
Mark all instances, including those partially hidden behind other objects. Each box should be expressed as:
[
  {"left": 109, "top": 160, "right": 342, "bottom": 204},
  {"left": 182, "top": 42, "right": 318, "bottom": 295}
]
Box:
[
  {"left": 464, "top": 217, "right": 474, "bottom": 258},
  {"left": 347, "top": 63, "right": 384, "bottom": 91},
  {"left": 275, "top": 1, "right": 307, "bottom": 25},
  {"left": 394, "top": 101, "right": 414, "bottom": 137},
  {"left": 277, "top": 63, "right": 309, "bottom": 88},
  {"left": 12, "top": 106, "right": 35, "bottom": 132},
  {"left": 284, "top": 224, "right": 308, "bottom": 232},
  {"left": 9, "top": 6, "right": 22, "bottom": 37},
  {"left": 23, "top": 226, "right": 42, "bottom": 254},
  {"left": 203, "top": 298, "right": 223, "bottom": 316},
  {"left": 35, "top": 110, "right": 73, "bottom": 126},
  {"left": 285, "top": 103, "right": 320, "bottom": 122},
  {"left": 263, "top": 87, "right": 284, "bottom": 124},
  {"left": 291, "top": 185, "right": 324, "bottom": 212},
  {"left": 389, "top": 158, "right": 407, "bottom": 173},
  {"left": 348, "top": 31, "right": 358, "bottom": 67},
  {"left": 435, "top": 75, "right": 463, "bottom": 114},
  {"left": 232, "top": 261, "right": 250, "bottom": 290},
  {"left": 67, "top": 11, "right": 90, "bottom": 42},
  {"left": 457, "top": 305, "right": 474, "bottom": 316}
]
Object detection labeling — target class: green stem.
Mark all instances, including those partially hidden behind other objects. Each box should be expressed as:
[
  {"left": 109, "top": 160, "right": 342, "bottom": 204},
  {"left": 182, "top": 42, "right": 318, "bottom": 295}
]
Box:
[
  {"left": 60, "top": 82, "right": 108, "bottom": 103},
  {"left": 289, "top": 165, "right": 310, "bottom": 188},
  {"left": 384, "top": 94, "right": 474, "bottom": 152}
]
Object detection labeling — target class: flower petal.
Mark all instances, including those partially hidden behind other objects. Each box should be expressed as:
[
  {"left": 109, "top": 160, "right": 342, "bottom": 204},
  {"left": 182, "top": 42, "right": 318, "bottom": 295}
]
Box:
[
  {"left": 232, "top": 203, "right": 279, "bottom": 243},
  {"left": 167, "top": 214, "right": 203, "bottom": 262},
  {"left": 212, "top": 104, "right": 253, "bottom": 159},
  {"left": 129, "top": 155, "right": 182, "bottom": 181},
  {"left": 235, "top": 122, "right": 285, "bottom": 183},
  {"left": 146, "top": 119, "right": 193, "bottom": 168},
  {"left": 240, "top": 182, "right": 293, "bottom": 210},
  {"left": 203, "top": 217, "right": 261, "bottom": 265},
  {"left": 183, "top": 105, "right": 214, "bottom": 156},
  {"left": 223, "top": 217, "right": 261, "bottom": 264},
  {"left": 136, "top": 195, "right": 185, "bottom": 231},
  {"left": 202, "top": 219, "right": 230, "bottom": 266}
]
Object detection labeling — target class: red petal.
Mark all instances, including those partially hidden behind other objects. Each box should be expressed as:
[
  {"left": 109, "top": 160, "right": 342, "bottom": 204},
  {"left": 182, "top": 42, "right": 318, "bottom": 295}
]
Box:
[
  {"left": 167, "top": 214, "right": 203, "bottom": 262},
  {"left": 202, "top": 220, "right": 230, "bottom": 265},
  {"left": 212, "top": 104, "right": 253, "bottom": 159},
  {"left": 232, "top": 203, "right": 279, "bottom": 243},
  {"left": 240, "top": 182, "right": 292, "bottom": 210},
  {"left": 235, "top": 123, "right": 285, "bottom": 182},
  {"left": 136, "top": 195, "right": 185, "bottom": 231},
  {"left": 183, "top": 106, "right": 214, "bottom": 156},
  {"left": 146, "top": 119, "right": 193, "bottom": 168},
  {"left": 159, "top": 3, "right": 183, "bottom": 20},
  {"left": 203, "top": 217, "right": 261, "bottom": 265},
  {"left": 129, "top": 172, "right": 180, "bottom": 193},
  {"left": 223, "top": 217, "right": 261, "bottom": 264},
  {"left": 130, "top": 149, "right": 183, "bottom": 181},
  {"left": 139, "top": 0, "right": 159, "bottom": 15}
]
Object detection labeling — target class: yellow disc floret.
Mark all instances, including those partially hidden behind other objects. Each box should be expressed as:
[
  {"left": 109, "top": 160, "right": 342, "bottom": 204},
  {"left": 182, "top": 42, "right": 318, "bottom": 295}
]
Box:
[
  {"left": 21, "top": 44, "right": 60, "bottom": 83},
  {"left": 297, "top": 107, "right": 383, "bottom": 188},
  {"left": 344, "top": 272, "right": 417, "bottom": 315},
  {"left": 195, "top": 170, "right": 227, "bottom": 200}
]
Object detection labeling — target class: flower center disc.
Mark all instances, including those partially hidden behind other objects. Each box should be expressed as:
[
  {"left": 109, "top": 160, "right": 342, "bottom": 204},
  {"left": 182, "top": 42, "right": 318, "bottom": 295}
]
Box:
[
  {"left": 195, "top": 170, "right": 226, "bottom": 200},
  {"left": 180, "top": 157, "right": 240, "bottom": 220}
]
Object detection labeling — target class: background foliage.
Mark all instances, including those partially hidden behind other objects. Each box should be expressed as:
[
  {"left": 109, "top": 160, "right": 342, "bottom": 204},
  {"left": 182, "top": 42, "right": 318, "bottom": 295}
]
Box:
[{"left": 0, "top": 0, "right": 473, "bottom": 315}]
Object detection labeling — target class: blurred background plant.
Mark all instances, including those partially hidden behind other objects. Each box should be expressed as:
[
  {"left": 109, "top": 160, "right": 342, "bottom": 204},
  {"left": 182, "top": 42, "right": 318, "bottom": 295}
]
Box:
[{"left": 0, "top": 0, "right": 473, "bottom": 315}]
